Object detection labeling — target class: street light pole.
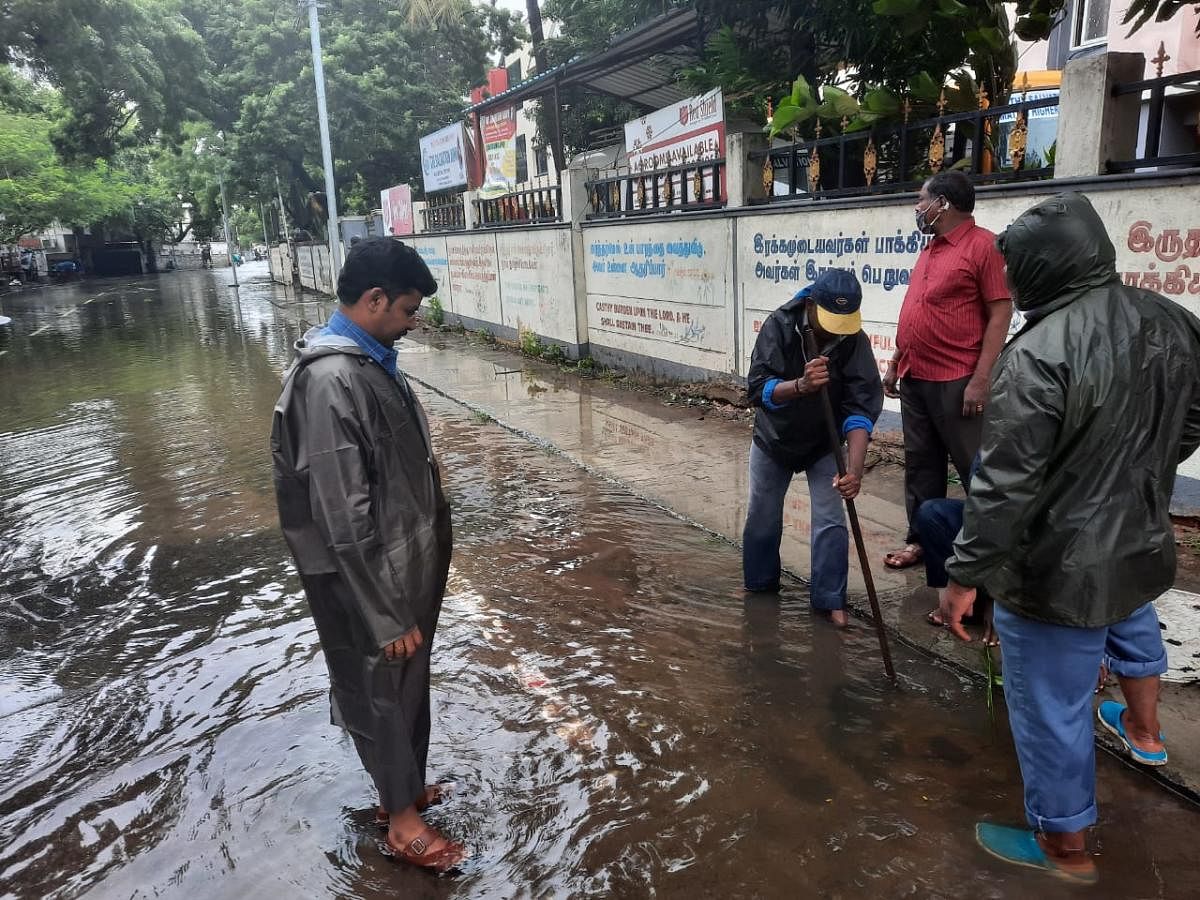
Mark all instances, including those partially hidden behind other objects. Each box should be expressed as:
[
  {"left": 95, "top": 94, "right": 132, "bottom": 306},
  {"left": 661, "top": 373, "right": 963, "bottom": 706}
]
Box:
[
  {"left": 219, "top": 172, "right": 239, "bottom": 289},
  {"left": 275, "top": 174, "right": 291, "bottom": 243},
  {"left": 306, "top": 0, "right": 343, "bottom": 279}
]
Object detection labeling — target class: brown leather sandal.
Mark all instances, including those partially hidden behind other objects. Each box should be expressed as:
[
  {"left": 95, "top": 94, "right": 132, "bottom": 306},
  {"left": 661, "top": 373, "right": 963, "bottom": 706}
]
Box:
[
  {"left": 381, "top": 827, "right": 465, "bottom": 873},
  {"left": 885, "top": 544, "right": 923, "bottom": 569},
  {"left": 374, "top": 785, "right": 448, "bottom": 829}
]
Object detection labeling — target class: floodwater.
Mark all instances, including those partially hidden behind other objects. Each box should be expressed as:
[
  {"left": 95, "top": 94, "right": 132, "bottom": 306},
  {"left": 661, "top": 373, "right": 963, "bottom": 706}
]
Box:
[{"left": 0, "top": 265, "right": 1197, "bottom": 899}]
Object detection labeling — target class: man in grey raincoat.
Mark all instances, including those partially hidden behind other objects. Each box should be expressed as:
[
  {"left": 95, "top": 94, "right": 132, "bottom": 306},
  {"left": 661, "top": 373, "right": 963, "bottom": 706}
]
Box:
[
  {"left": 271, "top": 238, "right": 462, "bottom": 872},
  {"left": 939, "top": 193, "right": 1200, "bottom": 883}
]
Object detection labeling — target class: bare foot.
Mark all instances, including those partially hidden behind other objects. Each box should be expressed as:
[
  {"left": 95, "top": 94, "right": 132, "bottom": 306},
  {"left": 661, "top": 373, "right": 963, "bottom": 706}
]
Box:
[
  {"left": 981, "top": 621, "right": 999, "bottom": 647},
  {"left": 829, "top": 609, "right": 850, "bottom": 628}
]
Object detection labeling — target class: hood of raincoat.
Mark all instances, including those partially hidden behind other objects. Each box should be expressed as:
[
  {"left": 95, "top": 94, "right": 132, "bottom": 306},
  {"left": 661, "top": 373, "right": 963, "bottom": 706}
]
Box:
[
  {"left": 945, "top": 192, "right": 1200, "bottom": 627},
  {"left": 996, "top": 192, "right": 1118, "bottom": 313}
]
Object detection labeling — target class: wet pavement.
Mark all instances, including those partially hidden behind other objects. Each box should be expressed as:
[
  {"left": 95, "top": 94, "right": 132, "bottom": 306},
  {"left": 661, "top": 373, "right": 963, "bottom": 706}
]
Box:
[{"left": 1, "top": 266, "right": 1198, "bottom": 898}]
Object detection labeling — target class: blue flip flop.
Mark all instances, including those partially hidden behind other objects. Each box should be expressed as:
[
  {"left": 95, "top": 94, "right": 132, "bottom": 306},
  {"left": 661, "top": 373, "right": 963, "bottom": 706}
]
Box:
[
  {"left": 1096, "top": 701, "right": 1168, "bottom": 766},
  {"left": 975, "top": 823, "right": 1098, "bottom": 884}
]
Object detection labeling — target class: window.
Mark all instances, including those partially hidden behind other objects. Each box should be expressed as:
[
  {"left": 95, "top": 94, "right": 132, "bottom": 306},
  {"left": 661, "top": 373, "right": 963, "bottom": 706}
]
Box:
[
  {"left": 1072, "top": 0, "right": 1110, "bottom": 47},
  {"left": 515, "top": 134, "right": 528, "bottom": 184},
  {"left": 506, "top": 59, "right": 523, "bottom": 86},
  {"left": 534, "top": 145, "right": 549, "bottom": 177}
]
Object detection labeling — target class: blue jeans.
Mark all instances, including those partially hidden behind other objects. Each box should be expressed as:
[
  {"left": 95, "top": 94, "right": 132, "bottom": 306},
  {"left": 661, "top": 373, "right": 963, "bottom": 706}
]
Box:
[
  {"left": 994, "top": 601, "right": 1168, "bottom": 833},
  {"left": 742, "top": 442, "right": 847, "bottom": 609},
  {"left": 913, "top": 498, "right": 964, "bottom": 589}
]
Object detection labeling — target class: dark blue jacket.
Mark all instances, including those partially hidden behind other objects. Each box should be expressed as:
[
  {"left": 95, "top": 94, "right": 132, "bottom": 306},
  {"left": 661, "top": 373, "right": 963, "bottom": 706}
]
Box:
[{"left": 747, "top": 292, "right": 883, "bottom": 472}]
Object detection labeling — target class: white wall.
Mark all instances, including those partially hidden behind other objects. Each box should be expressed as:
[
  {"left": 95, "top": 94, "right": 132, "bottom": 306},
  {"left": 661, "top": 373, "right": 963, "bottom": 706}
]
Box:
[
  {"left": 583, "top": 219, "right": 735, "bottom": 372},
  {"left": 409, "top": 226, "right": 584, "bottom": 350}
]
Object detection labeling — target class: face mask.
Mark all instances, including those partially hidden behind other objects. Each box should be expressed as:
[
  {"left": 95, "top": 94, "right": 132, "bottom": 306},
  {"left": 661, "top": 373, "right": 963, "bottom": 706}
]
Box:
[{"left": 915, "top": 198, "right": 946, "bottom": 235}]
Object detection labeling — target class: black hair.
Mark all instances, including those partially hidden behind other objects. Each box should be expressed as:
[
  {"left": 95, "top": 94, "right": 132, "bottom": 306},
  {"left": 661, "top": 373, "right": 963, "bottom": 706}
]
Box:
[
  {"left": 924, "top": 170, "right": 975, "bottom": 214},
  {"left": 336, "top": 237, "right": 437, "bottom": 305}
]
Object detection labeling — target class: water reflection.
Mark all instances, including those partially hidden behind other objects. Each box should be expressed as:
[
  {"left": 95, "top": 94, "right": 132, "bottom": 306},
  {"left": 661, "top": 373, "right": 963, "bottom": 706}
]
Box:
[{"left": 0, "top": 266, "right": 1196, "bottom": 899}]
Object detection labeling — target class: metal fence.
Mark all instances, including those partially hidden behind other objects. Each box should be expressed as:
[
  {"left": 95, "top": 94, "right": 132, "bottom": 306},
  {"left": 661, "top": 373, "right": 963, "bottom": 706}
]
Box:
[
  {"left": 474, "top": 186, "right": 562, "bottom": 228},
  {"left": 420, "top": 192, "right": 466, "bottom": 232},
  {"left": 750, "top": 93, "right": 1059, "bottom": 203},
  {"left": 1107, "top": 66, "right": 1200, "bottom": 173},
  {"left": 585, "top": 158, "right": 726, "bottom": 220}
]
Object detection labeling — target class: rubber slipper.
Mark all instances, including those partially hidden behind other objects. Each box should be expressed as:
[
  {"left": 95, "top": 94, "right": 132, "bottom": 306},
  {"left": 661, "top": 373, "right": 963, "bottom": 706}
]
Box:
[
  {"left": 975, "top": 823, "right": 1097, "bottom": 884},
  {"left": 1096, "top": 701, "right": 1167, "bottom": 766}
]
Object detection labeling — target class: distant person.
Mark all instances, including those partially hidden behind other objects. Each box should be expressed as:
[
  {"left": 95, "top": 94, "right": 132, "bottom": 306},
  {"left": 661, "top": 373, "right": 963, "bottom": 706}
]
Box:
[
  {"left": 939, "top": 193, "right": 1200, "bottom": 883},
  {"left": 271, "top": 238, "right": 463, "bottom": 872},
  {"left": 743, "top": 268, "right": 883, "bottom": 627},
  {"left": 200, "top": 244, "right": 212, "bottom": 269},
  {"left": 883, "top": 171, "right": 1012, "bottom": 572}
]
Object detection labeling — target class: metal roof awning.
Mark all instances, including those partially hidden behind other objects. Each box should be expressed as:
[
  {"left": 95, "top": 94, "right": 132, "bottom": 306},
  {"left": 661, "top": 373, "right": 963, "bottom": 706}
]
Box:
[{"left": 462, "top": 7, "right": 706, "bottom": 117}]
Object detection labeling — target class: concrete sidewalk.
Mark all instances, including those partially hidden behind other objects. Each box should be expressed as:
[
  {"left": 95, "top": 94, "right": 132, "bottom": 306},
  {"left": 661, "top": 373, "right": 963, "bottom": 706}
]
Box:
[{"left": 400, "top": 330, "right": 1200, "bottom": 801}]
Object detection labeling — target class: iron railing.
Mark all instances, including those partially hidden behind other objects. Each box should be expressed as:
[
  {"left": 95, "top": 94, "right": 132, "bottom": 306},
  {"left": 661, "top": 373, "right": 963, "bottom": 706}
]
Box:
[
  {"left": 420, "top": 192, "right": 465, "bottom": 232},
  {"left": 585, "top": 158, "right": 725, "bottom": 220},
  {"left": 1107, "top": 68, "right": 1200, "bottom": 173},
  {"left": 750, "top": 95, "right": 1059, "bottom": 203},
  {"left": 473, "top": 185, "right": 562, "bottom": 228}
]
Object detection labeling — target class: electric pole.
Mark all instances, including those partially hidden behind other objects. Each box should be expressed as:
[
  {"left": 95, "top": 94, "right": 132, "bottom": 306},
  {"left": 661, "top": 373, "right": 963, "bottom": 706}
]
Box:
[
  {"left": 306, "top": 0, "right": 342, "bottom": 278},
  {"left": 275, "top": 174, "right": 291, "bottom": 243},
  {"left": 219, "top": 173, "right": 239, "bottom": 289}
]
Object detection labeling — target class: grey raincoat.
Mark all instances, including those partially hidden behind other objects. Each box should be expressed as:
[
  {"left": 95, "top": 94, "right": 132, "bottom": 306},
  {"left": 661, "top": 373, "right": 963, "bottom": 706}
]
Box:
[
  {"left": 271, "top": 326, "right": 452, "bottom": 811},
  {"left": 945, "top": 193, "right": 1200, "bottom": 627}
]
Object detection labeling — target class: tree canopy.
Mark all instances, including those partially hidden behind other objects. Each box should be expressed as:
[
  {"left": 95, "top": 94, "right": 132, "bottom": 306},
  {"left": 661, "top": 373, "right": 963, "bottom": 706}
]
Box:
[
  {"left": 181, "top": 0, "right": 524, "bottom": 232},
  {"left": 0, "top": 0, "right": 210, "bottom": 161}
]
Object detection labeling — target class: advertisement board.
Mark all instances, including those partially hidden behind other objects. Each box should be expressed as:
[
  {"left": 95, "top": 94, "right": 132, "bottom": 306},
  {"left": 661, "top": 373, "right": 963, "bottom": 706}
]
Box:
[
  {"left": 624, "top": 88, "right": 726, "bottom": 207},
  {"left": 479, "top": 105, "right": 518, "bottom": 198},
  {"left": 380, "top": 184, "right": 413, "bottom": 236},
  {"left": 420, "top": 123, "right": 471, "bottom": 193}
]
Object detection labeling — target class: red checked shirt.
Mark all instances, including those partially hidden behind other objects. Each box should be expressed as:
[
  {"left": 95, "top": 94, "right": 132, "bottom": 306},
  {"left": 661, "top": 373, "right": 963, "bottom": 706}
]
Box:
[{"left": 895, "top": 218, "right": 1010, "bottom": 381}]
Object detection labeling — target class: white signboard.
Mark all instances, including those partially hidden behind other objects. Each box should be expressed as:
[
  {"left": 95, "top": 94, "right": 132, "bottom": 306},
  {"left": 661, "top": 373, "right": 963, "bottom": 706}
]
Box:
[
  {"left": 446, "top": 233, "right": 501, "bottom": 324},
  {"left": 497, "top": 229, "right": 578, "bottom": 344},
  {"left": 420, "top": 123, "right": 471, "bottom": 194},
  {"left": 624, "top": 88, "right": 727, "bottom": 205}
]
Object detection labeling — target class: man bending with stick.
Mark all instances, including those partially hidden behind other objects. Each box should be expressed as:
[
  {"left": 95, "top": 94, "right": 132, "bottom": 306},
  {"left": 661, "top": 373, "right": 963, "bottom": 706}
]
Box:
[{"left": 743, "top": 269, "right": 883, "bottom": 628}]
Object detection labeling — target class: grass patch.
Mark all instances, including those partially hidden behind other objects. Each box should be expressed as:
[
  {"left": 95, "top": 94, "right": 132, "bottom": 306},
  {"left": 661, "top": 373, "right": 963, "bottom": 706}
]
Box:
[{"left": 470, "top": 410, "right": 494, "bottom": 425}]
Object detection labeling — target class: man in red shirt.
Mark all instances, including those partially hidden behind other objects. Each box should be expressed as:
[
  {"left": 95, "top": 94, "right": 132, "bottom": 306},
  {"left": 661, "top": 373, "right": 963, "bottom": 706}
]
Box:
[{"left": 883, "top": 171, "right": 1012, "bottom": 571}]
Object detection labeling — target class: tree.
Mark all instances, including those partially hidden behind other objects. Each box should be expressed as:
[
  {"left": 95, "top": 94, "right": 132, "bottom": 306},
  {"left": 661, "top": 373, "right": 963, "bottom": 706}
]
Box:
[
  {"left": 0, "top": 106, "right": 177, "bottom": 245},
  {"left": 1011, "top": 0, "right": 1200, "bottom": 40},
  {"left": 0, "top": 0, "right": 211, "bottom": 161},
  {"left": 181, "top": 0, "right": 524, "bottom": 233}
]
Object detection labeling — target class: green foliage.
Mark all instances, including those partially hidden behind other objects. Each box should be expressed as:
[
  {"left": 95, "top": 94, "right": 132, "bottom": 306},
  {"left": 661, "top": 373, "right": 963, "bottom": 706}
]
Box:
[
  {"left": 574, "top": 356, "right": 597, "bottom": 375},
  {"left": 1, "top": 0, "right": 211, "bottom": 161},
  {"left": 0, "top": 104, "right": 183, "bottom": 244},
  {"left": 181, "top": 0, "right": 525, "bottom": 231},
  {"left": 1011, "top": 1, "right": 1199, "bottom": 39},
  {"left": 519, "top": 328, "right": 545, "bottom": 357},
  {"left": 427, "top": 296, "right": 445, "bottom": 327},
  {"left": 540, "top": 342, "right": 567, "bottom": 365}
]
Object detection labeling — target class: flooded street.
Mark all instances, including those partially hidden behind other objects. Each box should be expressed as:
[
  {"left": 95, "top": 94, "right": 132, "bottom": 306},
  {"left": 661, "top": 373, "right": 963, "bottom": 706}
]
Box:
[{"left": 1, "top": 266, "right": 1198, "bottom": 899}]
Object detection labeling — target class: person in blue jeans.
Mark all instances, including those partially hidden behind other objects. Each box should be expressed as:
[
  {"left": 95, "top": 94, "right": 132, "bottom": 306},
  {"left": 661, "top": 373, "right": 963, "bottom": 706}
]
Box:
[
  {"left": 743, "top": 268, "right": 883, "bottom": 627},
  {"left": 939, "top": 194, "right": 1200, "bottom": 883},
  {"left": 915, "top": 455, "right": 997, "bottom": 644}
]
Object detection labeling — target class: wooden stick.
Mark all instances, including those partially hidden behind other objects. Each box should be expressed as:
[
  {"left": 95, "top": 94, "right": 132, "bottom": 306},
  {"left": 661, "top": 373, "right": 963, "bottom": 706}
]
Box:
[{"left": 803, "top": 327, "right": 897, "bottom": 681}]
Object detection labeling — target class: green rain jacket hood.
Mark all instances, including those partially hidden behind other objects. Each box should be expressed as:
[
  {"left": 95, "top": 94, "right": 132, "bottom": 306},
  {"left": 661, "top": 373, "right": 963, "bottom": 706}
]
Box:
[{"left": 945, "top": 192, "right": 1200, "bottom": 627}]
